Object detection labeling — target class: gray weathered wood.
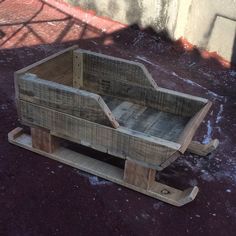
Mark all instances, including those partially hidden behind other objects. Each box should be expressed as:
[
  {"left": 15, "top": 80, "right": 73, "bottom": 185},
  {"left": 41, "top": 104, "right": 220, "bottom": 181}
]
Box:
[
  {"left": 104, "top": 96, "right": 190, "bottom": 142},
  {"left": 74, "top": 49, "right": 158, "bottom": 89},
  {"left": 17, "top": 73, "right": 119, "bottom": 128},
  {"left": 18, "top": 100, "right": 180, "bottom": 169},
  {"left": 13, "top": 46, "right": 214, "bottom": 169}
]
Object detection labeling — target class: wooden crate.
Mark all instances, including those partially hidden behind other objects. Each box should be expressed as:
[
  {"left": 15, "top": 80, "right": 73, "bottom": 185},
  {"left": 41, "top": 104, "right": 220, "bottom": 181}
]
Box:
[{"left": 9, "top": 46, "right": 218, "bottom": 206}]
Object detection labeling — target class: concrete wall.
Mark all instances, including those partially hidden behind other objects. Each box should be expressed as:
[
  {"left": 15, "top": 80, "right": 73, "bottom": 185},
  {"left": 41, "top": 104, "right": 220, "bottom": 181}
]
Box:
[
  {"left": 66, "top": 0, "right": 236, "bottom": 64},
  {"left": 67, "top": 0, "right": 179, "bottom": 33},
  {"left": 183, "top": 0, "right": 236, "bottom": 64}
]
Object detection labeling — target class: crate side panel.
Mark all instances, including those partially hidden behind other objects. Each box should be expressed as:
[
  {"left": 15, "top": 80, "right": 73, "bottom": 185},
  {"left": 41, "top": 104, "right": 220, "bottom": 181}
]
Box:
[
  {"left": 17, "top": 74, "right": 117, "bottom": 127},
  {"left": 29, "top": 50, "right": 73, "bottom": 86},
  {"left": 19, "top": 100, "right": 178, "bottom": 168}
]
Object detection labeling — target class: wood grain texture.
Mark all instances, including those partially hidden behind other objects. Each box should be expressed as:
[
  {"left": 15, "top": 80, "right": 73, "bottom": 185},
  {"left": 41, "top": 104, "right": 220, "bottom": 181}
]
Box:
[
  {"left": 73, "top": 51, "right": 83, "bottom": 88},
  {"left": 31, "top": 127, "right": 58, "bottom": 153},
  {"left": 187, "top": 139, "right": 219, "bottom": 156},
  {"left": 29, "top": 50, "right": 73, "bottom": 86},
  {"left": 17, "top": 73, "right": 119, "bottom": 128},
  {"left": 73, "top": 50, "right": 209, "bottom": 117},
  {"left": 15, "top": 45, "right": 77, "bottom": 74},
  {"left": 104, "top": 96, "right": 189, "bottom": 142},
  {"left": 14, "top": 46, "right": 213, "bottom": 171},
  {"left": 15, "top": 46, "right": 77, "bottom": 87},
  {"left": 8, "top": 128, "right": 199, "bottom": 206},
  {"left": 86, "top": 77, "right": 207, "bottom": 117},
  {"left": 74, "top": 49, "right": 158, "bottom": 89},
  {"left": 18, "top": 100, "right": 180, "bottom": 169},
  {"left": 124, "top": 160, "right": 156, "bottom": 189}
]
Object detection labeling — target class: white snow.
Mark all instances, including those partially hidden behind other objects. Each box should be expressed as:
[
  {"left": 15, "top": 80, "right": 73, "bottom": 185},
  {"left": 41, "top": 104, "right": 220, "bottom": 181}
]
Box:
[{"left": 202, "top": 120, "right": 213, "bottom": 144}]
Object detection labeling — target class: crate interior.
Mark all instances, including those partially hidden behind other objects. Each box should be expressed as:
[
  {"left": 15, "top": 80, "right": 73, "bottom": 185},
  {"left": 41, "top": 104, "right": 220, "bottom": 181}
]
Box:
[{"left": 27, "top": 50, "right": 206, "bottom": 143}]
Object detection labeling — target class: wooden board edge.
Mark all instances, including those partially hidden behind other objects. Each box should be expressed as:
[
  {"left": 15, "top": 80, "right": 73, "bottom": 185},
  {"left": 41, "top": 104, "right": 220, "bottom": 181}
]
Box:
[
  {"left": 177, "top": 101, "right": 212, "bottom": 153},
  {"left": 157, "top": 87, "right": 209, "bottom": 104},
  {"left": 187, "top": 139, "right": 219, "bottom": 156}
]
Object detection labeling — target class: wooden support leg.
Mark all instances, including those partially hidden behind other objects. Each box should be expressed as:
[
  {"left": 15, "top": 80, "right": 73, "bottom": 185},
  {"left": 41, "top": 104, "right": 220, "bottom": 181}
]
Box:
[
  {"left": 124, "top": 160, "right": 156, "bottom": 190},
  {"left": 31, "top": 127, "right": 58, "bottom": 153},
  {"left": 187, "top": 139, "right": 219, "bottom": 156},
  {"left": 124, "top": 159, "right": 198, "bottom": 206}
]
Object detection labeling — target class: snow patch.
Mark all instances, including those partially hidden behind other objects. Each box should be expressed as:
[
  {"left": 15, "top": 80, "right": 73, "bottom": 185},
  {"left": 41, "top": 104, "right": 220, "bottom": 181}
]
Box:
[
  {"left": 202, "top": 120, "right": 213, "bottom": 144},
  {"left": 200, "top": 171, "right": 215, "bottom": 182},
  {"left": 89, "top": 176, "right": 112, "bottom": 186},
  {"left": 189, "top": 178, "right": 198, "bottom": 186},
  {"left": 136, "top": 56, "right": 156, "bottom": 66},
  {"left": 216, "top": 104, "right": 224, "bottom": 124},
  {"left": 229, "top": 70, "right": 236, "bottom": 77},
  {"left": 0, "top": 104, "right": 8, "bottom": 110}
]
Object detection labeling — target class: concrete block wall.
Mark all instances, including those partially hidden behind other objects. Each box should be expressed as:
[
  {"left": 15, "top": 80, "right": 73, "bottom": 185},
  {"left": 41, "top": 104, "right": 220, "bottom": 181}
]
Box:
[{"left": 66, "top": 0, "right": 236, "bottom": 64}]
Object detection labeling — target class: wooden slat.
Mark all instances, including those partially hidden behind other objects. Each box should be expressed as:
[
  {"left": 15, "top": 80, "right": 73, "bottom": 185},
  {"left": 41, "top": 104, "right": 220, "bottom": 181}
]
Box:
[
  {"left": 124, "top": 160, "right": 156, "bottom": 189},
  {"left": 15, "top": 45, "right": 77, "bottom": 86},
  {"left": 187, "top": 139, "right": 219, "bottom": 156},
  {"left": 146, "top": 112, "right": 189, "bottom": 142},
  {"left": 8, "top": 128, "right": 199, "bottom": 207},
  {"left": 75, "top": 49, "right": 158, "bottom": 89},
  {"left": 104, "top": 96, "right": 189, "bottom": 142},
  {"left": 177, "top": 101, "right": 212, "bottom": 153},
  {"left": 86, "top": 77, "right": 207, "bottom": 117},
  {"left": 73, "top": 51, "right": 83, "bottom": 88},
  {"left": 111, "top": 101, "right": 134, "bottom": 121},
  {"left": 31, "top": 127, "right": 58, "bottom": 153},
  {"left": 18, "top": 100, "right": 180, "bottom": 169},
  {"left": 16, "top": 73, "right": 119, "bottom": 128}
]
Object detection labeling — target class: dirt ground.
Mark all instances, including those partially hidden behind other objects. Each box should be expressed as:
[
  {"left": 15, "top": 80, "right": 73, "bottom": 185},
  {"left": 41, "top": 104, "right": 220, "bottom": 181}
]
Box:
[{"left": 0, "top": 0, "right": 235, "bottom": 235}]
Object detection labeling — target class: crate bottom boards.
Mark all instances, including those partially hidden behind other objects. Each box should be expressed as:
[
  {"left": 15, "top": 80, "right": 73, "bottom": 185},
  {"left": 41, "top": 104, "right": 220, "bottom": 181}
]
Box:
[{"left": 8, "top": 127, "right": 199, "bottom": 207}]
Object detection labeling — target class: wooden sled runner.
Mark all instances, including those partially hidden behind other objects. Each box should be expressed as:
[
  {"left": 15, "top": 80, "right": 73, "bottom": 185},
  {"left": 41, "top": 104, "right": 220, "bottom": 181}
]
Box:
[{"left": 9, "top": 46, "right": 218, "bottom": 206}]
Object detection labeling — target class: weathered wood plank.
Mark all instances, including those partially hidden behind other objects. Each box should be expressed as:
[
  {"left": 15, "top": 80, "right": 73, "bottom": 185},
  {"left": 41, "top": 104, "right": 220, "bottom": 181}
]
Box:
[
  {"left": 75, "top": 49, "right": 158, "bottom": 89},
  {"left": 146, "top": 112, "right": 189, "bottom": 142},
  {"left": 72, "top": 50, "right": 209, "bottom": 117},
  {"left": 26, "top": 47, "right": 77, "bottom": 86},
  {"left": 15, "top": 45, "right": 77, "bottom": 74},
  {"left": 187, "top": 139, "right": 219, "bottom": 156},
  {"left": 31, "top": 127, "right": 59, "bottom": 153},
  {"left": 111, "top": 101, "right": 134, "bottom": 121},
  {"left": 17, "top": 73, "right": 119, "bottom": 128},
  {"left": 103, "top": 96, "right": 189, "bottom": 142},
  {"left": 8, "top": 128, "right": 199, "bottom": 206},
  {"left": 124, "top": 160, "right": 156, "bottom": 189},
  {"left": 177, "top": 101, "right": 212, "bottom": 153},
  {"left": 88, "top": 78, "right": 207, "bottom": 117},
  {"left": 73, "top": 51, "right": 83, "bottom": 88},
  {"left": 18, "top": 100, "right": 180, "bottom": 169}
]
